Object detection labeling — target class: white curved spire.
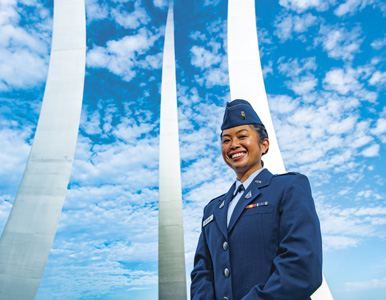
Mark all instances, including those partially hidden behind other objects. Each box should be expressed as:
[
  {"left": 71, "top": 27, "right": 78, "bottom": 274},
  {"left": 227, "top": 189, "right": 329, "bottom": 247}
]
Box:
[
  {"left": 0, "top": 0, "right": 86, "bottom": 298},
  {"left": 227, "top": 0, "right": 333, "bottom": 299},
  {"left": 227, "top": 0, "right": 286, "bottom": 175},
  {"left": 158, "top": 1, "right": 187, "bottom": 299}
]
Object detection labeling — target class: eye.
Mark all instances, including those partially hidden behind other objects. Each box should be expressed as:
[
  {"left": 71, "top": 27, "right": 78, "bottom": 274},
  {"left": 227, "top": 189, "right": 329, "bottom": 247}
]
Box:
[
  {"left": 239, "top": 135, "right": 247, "bottom": 139},
  {"left": 222, "top": 138, "right": 231, "bottom": 144}
]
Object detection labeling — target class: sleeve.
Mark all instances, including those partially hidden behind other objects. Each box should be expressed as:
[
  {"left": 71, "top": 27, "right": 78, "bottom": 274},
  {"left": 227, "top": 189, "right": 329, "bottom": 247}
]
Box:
[
  {"left": 190, "top": 208, "right": 216, "bottom": 300},
  {"left": 242, "top": 174, "right": 323, "bottom": 300}
]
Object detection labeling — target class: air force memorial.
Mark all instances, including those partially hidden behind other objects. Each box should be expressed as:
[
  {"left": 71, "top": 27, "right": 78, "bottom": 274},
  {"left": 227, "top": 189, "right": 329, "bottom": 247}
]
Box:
[{"left": 0, "top": 0, "right": 333, "bottom": 299}]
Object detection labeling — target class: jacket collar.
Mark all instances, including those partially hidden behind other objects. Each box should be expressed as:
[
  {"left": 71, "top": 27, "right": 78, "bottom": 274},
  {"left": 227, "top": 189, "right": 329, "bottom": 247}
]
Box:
[
  {"left": 228, "top": 169, "right": 273, "bottom": 233},
  {"left": 213, "top": 183, "right": 235, "bottom": 239},
  {"left": 213, "top": 169, "right": 273, "bottom": 238}
]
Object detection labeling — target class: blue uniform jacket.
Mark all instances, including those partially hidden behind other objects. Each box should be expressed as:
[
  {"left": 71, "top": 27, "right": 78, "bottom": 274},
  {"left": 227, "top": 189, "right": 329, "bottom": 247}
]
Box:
[{"left": 191, "top": 169, "right": 322, "bottom": 300}]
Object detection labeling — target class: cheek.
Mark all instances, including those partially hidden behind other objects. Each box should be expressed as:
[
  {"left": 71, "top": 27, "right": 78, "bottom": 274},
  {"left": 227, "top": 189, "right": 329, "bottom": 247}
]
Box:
[
  {"left": 221, "top": 145, "right": 232, "bottom": 165},
  {"left": 221, "top": 145, "right": 228, "bottom": 159}
]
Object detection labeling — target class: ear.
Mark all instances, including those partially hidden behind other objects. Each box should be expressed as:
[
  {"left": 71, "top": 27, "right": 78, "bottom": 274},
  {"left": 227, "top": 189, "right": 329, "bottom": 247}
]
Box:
[{"left": 261, "top": 138, "right": 269, "bottom": 155}]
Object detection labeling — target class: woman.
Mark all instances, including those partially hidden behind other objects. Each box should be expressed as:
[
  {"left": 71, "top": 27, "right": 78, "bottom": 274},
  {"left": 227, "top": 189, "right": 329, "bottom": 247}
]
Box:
[{"left": 191, "top": 99, "right": 322, "bottom": 300}]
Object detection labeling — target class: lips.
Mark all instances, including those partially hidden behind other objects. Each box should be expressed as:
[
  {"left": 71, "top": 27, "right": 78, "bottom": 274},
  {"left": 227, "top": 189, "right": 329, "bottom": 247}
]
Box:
[{"left": 230, "top": 151, "right": 246, "bottom": 160}]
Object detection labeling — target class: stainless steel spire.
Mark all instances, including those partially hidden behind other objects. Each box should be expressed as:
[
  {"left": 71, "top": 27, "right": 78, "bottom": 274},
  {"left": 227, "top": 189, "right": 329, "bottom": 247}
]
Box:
[
  {"left": 0, "top": 0, "right": 86, "bottom": 299},
  {"left": 158, "top": 1, "right": 187, "bottom": 299},
  {"left": 227, "top": 0, "right": 333, "bottom": 299},
  {"left": 227, "top": 0, "right": 285, "bottom": 175}
]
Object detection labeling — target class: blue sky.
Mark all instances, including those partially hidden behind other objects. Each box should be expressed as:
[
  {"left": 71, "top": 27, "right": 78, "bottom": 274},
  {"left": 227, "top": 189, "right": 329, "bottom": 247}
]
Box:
[{"left": 1, "top": 0, "right": 386, "bottom": 299}]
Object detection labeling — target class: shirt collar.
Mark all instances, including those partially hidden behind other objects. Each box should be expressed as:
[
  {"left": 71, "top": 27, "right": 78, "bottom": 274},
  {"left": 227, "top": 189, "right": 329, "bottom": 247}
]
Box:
[{"left": 233, "top": 168, "right": 265, "bottom": 195}]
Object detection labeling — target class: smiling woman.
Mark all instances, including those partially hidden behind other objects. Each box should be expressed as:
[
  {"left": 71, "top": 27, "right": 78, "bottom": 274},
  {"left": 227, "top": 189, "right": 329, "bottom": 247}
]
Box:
[
  {"left": 191, "top": 99, "right": 323, "bottom": 300},
  {"left": 221, "top": 125, "right": 269, "bottom": 183}
]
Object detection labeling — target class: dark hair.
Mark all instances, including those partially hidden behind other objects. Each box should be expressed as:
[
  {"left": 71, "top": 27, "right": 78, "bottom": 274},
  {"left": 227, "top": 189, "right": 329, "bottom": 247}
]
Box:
[{"left": 249, "top": 124, "right": 269, "bottom": 156}]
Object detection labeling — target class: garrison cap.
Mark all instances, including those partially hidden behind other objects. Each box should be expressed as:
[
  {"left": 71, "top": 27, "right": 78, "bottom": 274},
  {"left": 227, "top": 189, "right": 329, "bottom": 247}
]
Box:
[{"left": 221, "top": 99, "right": 264, "bottom": 130}]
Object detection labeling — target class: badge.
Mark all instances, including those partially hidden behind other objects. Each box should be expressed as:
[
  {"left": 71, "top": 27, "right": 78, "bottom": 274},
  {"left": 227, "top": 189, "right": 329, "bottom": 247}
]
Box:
[
  {"left": 245, "top": 191, "right": 252, "bottom": 199},
  {"left": 203, "top": 214, "right": 214, "bottom": 227}
]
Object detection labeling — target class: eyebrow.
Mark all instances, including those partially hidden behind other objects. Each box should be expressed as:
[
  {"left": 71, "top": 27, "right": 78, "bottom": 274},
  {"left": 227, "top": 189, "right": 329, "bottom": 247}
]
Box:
[
  {"left": 236, "top": 129, "right": 248, "bottom": 134},
  {"left": 221, "top": 129, "right": 248, "bottom": 138}
]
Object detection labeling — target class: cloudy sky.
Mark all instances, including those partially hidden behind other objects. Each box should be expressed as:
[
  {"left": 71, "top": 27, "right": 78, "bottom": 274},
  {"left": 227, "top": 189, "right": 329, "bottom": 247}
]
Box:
[{"left": 1, "top": 0, "right": 386, "bottom": 299}]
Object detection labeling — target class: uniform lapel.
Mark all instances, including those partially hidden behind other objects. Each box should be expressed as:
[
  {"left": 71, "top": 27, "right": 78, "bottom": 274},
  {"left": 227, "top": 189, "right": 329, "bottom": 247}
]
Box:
[
  {"left": 228, "top": 169, "right": 273, "bottom": 233},
  {"left": 214, "top": 183, "right": 235, "bottom": 239}
]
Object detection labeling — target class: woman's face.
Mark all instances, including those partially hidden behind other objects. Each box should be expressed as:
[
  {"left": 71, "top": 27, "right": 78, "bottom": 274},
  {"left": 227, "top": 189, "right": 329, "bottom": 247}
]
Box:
[{"left": 221, "top": 125, "right": 269, "bottom": 182}]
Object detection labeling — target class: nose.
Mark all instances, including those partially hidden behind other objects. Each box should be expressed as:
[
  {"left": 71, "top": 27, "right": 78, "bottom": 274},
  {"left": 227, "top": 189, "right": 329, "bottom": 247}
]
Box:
[{"left": 230, "top": 138, "right": 240, "bottom": 149}]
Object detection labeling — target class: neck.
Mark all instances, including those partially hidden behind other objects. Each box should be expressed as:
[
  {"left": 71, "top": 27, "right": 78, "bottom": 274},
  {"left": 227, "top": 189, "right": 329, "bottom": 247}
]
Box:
[{"left": 236, "top": 166, "right": 262, "bottom": 183}]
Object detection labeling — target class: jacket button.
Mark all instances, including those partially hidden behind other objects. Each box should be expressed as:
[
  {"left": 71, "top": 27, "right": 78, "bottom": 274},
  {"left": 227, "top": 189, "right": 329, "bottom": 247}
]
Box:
[
  {"left": 223, "top": 297, "right": 229, "bottom": 300},
  {"left": 224, "top": 268, "right": 230, "bottom": 278},
  {"left": 223, "top": 241, "right": 229, "bottom": 251}
]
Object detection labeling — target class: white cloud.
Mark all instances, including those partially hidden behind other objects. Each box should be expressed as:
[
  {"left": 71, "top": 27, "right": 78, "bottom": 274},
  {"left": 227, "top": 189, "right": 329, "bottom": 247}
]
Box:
[
  {"left": 0, "top": 49, "right": 48, "bottom": 91},
  {"left": 361, "top": 143, "right": 380, "bottom": 157},
  {"left": 322, "top": 65, "right": 378, "bottom": 103},
  {"left": 278, "top": 57, "right": 317, "bottom": 77},
  {"left": 369, "top": 71, "right": 386, "bottom": 86},
  {"left": 42, "top": 245, "right": 158, "bottom": 297},
  {"left": 335, "top": 0, "right": 375, "bottom": 17},
  {"left": 72, "top": 134, "right": 159, "bottom": 187},
  {"left": 327, "top": 116, "right": 357, "bottom": 135},
  {"left": 277, "top": 57, "right": 318, "bottom": 94},
  {"left": 0, "top": 124, "right": 32, "bottom": 189},
  {"left": 371, "top": 34, "right": 386, "bottom": 50},
  {"left": 345, "top": 277, "right": 386, "bottom": 291},
  {"left": 322, "top": 235, "right": 359, "bottom": 250},
  {"left": 257, "top": 28, "right": 273, "bottom": 45},
  {"left": 274, "top": 13, "right": 318, "bottom": 42},
  {"left": 378, "top": 2, "right": 386, "bottom": 16},
  {"left": 195, "top": 66, "right": 229, "bottom": 88},
  {"left": 268, "top": 95, "right": 299, "bottom": 114},
  {"left": 316, "top": 24, "right": 363, "bottom": 61},
  {"left": 356, "top": 190, "right": 383, "bottom": 202},
  {"left": 110, "top": 3, "right": 150, "bottom": 29},
  {"left": 278, "top": 0, "right": 332, "bottom": 13},
  {"left": 85, "top": 0, "right": 109, "bottom": 22},
  {"left": 323, "top": 68, "right": 360, "bottom": 94},
  {"left": 87, "top": 27, "right": 162, "bottom": 81},
  {"left": 189, "top": 19, "right": 229, "bottom": 88},
  {"left": 371, "top": 118, "right": 386, "bottom": 136},
  {"left": 190, "top": 45, "right": 222, "bottom": 70},
  {"left": 286, "top": 75, "right": 318, "bottom": 95},
  {"left": 204, "top": 0, "right": 221, "bottom": 7},
  {"left": 0, "top": 195, "right": 13, "bottom": 233},
  {"left": 153, "top": 0, "right": 168, "bottom": 9},
  {"left": 0, "top": 1, "right": 51, "bottom": 91},
  {"left": 262, "top": 60, "right": 273, "bottom": 78},
  {"left": 268, "top": 86, "right": 384, "bottom": 178},
  {"left": 317, "top": 203, "right": 386, "bottom": 250}
]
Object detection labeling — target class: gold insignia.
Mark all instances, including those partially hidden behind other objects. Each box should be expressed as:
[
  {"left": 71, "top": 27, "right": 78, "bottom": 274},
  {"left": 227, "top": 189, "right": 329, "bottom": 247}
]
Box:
[{"left": 241, "top": 111, "right": 246, "bottom": 120}]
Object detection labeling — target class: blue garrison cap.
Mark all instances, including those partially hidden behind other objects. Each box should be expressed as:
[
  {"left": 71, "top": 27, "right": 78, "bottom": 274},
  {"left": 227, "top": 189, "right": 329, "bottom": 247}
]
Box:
[{"left": 221, "top": 99, "right": 264, "bottom": 130}]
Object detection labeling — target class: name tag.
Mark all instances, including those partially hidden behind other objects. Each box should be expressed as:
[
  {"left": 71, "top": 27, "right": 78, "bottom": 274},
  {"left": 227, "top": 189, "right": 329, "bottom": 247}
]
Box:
[{"left": 203, "top": 214, "right": 214, "bottom": 227}]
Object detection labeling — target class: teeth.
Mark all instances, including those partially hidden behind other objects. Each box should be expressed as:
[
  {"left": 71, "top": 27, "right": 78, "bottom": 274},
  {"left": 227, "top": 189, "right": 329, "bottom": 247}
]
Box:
[{"left": 232, "top": 153, "right": 244, "bottom": 159}]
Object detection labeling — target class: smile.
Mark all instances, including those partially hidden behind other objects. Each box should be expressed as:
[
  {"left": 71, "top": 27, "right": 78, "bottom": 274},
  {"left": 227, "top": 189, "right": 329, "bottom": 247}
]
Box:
[{"left": 231, "top": 152, "right": 246, "bottom": 159}]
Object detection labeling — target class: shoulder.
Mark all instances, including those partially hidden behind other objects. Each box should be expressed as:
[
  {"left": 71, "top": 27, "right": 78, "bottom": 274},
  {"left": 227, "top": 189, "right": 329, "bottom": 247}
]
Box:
[
  {"left": 206, "top": 193, "right": 226, "bottom": 206},
  {"left": 202, "top": 193, "right": 226, "bottom": 214},
  {"left": 271, "top": 171, "right": 310, "bottom": 186},
  {"left": 273, "top": 171, "right": 308, "bottom": 180}
]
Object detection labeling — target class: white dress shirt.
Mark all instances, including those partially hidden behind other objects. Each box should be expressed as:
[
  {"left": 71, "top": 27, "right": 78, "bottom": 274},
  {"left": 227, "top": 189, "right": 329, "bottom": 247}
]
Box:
[{"left": 227, "top": 168, "right": 265, "bottom": 227}]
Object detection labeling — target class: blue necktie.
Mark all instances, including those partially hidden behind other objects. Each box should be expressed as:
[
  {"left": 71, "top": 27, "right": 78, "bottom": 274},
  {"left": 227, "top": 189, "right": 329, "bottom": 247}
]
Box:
[{"left": 231, "top": 184, "right": 244, "bottom": 201}]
